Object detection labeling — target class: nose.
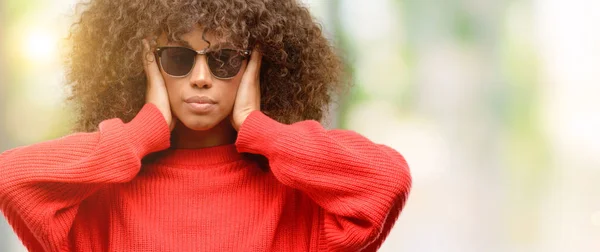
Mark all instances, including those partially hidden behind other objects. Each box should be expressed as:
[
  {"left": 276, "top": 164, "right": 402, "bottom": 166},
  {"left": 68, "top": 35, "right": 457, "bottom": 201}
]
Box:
[{"left": 189, "top": 55, "right": 212, "bottom": 89}]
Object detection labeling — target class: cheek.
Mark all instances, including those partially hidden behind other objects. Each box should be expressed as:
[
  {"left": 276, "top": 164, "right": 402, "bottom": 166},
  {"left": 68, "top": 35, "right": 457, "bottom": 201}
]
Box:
[
  {"left": 163, "top": 76, "right": 187, "bottom": 113},
  {"left": 224, "top": 63, "right": 246, "bottom": 99},
  {"left": 219, "top": 63, "right": 246, "bottom": 109},
  {"left": 162, "top": 74, "right": 182, "bottom": 97},
  {"left": 218, "top": 82, "right": 241, "bottom": 111}
]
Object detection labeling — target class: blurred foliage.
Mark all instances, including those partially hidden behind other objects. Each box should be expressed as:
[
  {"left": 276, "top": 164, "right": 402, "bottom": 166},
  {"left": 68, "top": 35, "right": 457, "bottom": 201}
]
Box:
[{"left": 3, "top": 0, "right": 599, "bottom": 251}]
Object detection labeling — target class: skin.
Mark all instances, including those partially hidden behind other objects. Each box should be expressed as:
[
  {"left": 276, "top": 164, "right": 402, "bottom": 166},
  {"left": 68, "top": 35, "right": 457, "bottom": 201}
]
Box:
[{"left": 142, "top": 24, "right": 262, "bottom": 149}]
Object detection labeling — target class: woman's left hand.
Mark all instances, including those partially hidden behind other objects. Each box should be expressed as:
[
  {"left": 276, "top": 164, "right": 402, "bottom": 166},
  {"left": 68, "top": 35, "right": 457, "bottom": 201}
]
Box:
[{"left": 230, "top": 46, "right": 262, "bottom": 131}]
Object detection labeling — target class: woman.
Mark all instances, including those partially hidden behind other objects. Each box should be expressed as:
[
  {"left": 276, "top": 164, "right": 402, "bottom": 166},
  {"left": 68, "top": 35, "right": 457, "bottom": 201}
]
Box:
[{"left": 0, "top": 0, "right": 412, "bottom": 251}]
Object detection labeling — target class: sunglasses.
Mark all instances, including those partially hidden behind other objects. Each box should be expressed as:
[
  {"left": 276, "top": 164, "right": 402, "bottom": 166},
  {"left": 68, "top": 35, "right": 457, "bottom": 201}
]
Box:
[{"left": 155, "top": 46, "right": 251, "bottom": 79}]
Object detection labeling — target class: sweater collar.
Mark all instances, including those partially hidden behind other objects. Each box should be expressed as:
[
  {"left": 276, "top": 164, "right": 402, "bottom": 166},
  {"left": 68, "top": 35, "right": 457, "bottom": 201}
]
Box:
[{"left": 149, "top": 144, "right": 244, "bottom": 167}]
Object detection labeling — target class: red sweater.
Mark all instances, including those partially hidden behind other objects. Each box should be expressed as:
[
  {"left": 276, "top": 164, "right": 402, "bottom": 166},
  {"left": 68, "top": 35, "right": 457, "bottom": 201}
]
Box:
[{"left": 0, "top": 103, "right": 411, "bottom": 252}]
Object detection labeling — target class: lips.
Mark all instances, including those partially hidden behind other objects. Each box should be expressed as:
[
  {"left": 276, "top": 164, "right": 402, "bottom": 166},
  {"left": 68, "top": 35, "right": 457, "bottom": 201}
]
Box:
[
  {"left": 184, "top": 96, "right": 217, "bottom": 114},
  {"left": 184, "top": 96, "right": 216, "bottom": 104}
]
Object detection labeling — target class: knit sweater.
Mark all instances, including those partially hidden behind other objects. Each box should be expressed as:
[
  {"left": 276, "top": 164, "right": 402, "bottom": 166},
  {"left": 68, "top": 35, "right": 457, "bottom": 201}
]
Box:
[{"left": 0, "top": 103, "right": 412, "bottom": 252}]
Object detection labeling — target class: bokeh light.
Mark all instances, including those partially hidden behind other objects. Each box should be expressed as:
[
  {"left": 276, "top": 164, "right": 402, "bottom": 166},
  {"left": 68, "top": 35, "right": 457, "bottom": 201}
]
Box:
[{"left": 23, "top": 28, "right": 58, "bottom": 63}]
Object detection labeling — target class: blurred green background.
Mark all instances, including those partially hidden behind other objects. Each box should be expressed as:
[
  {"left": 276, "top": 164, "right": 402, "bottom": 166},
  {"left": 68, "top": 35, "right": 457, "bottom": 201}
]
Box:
[{"left": 1, "top": 0, "right": 600, "bottom": 251}]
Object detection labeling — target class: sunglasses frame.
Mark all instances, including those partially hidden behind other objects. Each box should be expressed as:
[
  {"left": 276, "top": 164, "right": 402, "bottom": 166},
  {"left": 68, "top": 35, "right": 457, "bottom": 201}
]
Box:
[{"left": 155, "top": 46, "right": 252, "bottom": 79}]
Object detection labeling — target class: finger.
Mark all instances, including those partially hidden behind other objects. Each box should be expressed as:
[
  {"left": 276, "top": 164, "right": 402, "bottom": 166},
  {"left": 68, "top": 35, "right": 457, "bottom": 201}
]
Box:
[
  {"left": 253, "top": 46, "right": 262, "bottom": 94},
  {"left": 245, "top": 45, "right": 262, "bottom": 80},
  {"left": 142, "top": 39, "right": 162, "bottom": 80}
]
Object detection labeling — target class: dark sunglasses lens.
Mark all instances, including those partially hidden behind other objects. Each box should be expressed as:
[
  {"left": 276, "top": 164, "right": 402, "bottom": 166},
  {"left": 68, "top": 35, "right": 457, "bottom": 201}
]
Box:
[
  {"left": 160, "top": 48, "right": 195, "bottom": 76},
  {"left": 207, "top": 49, "right": 245, "bottom": 78}
]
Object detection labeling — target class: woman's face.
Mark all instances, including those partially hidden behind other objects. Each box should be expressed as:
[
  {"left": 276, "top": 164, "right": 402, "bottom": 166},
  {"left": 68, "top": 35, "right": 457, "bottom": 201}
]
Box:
[{"left": 156, "top": 25, "right": 247, "bottom": 131}]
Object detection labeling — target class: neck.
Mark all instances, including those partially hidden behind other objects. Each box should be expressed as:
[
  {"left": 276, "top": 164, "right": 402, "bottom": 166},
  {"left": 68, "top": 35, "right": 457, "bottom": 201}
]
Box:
[{"left": 170, "top": 119, "right": 237, "bottom": 149}]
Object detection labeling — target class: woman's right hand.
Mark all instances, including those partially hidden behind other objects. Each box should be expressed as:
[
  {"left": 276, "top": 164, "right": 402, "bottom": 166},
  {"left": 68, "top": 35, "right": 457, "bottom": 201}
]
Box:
[{"left": 142, "top": 39, "right": 176, "bottom": 131}]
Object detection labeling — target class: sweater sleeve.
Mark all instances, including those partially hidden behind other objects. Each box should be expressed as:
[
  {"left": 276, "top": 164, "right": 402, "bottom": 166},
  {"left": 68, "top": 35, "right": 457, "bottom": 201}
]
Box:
[
  {"left": 0, "top": 103, "right": 171, "bottom": 252},
  {"left": 235, "top": 111, "right": 412, "bottom": 252}
]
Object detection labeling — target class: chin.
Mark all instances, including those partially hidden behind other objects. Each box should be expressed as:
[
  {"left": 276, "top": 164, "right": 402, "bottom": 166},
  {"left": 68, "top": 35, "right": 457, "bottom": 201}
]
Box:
[
  {"left": 185, "top": 122, "right": 218, "bottom": 131},
  {"left": 179, "top": 117, "right": 220, "bottom": 131}
]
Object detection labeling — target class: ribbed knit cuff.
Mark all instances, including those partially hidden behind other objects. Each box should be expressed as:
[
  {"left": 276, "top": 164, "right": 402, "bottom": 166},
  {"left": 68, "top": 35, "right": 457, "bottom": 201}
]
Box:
[
  {"left": 235, "top": 110, "right": 284, "bottom": 156},
  {"left": 123, "top": 103, "right": 171, "bottom": 159}
]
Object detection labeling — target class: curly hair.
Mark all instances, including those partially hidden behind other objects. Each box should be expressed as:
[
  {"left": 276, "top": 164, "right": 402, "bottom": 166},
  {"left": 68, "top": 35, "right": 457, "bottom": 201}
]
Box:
[{"left": 64, "top": 0, "right": 346, "bottom": 133}]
